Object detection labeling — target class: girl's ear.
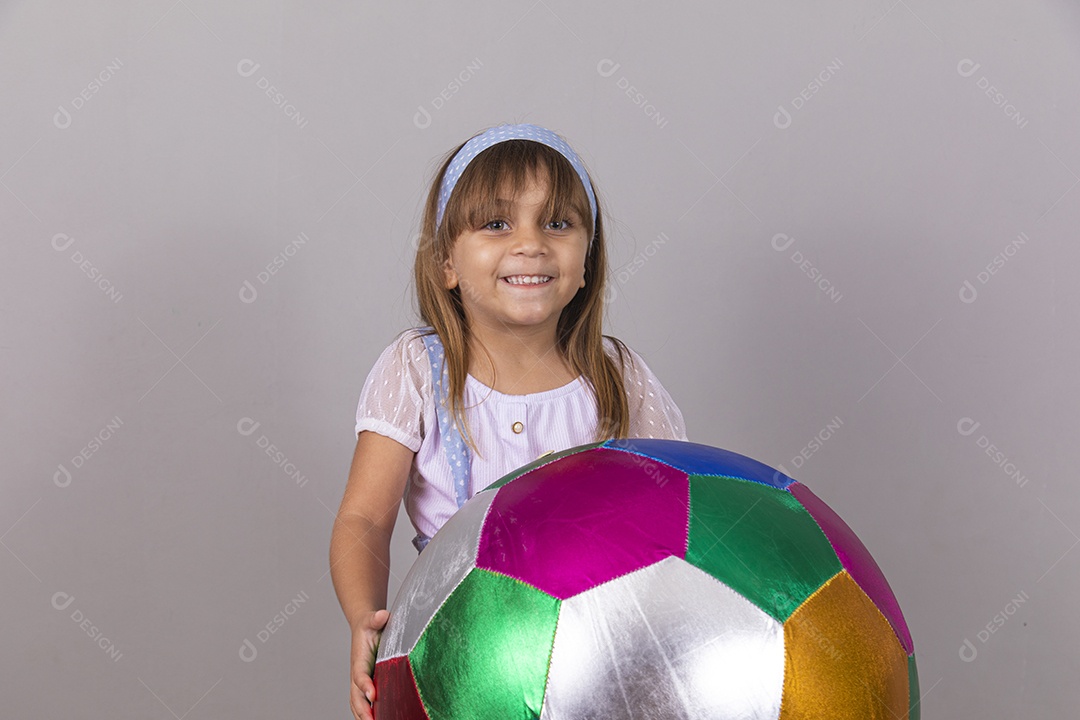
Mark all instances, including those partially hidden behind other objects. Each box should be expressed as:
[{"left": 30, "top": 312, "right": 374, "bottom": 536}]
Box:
[{"left": 442, "top": 257, "right": 459, "bottom": 289}]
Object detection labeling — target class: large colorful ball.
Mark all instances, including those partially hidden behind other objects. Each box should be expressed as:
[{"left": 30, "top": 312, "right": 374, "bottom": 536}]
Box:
[{"left": 374, "top": 438, "right": 919, "bottom": 719}]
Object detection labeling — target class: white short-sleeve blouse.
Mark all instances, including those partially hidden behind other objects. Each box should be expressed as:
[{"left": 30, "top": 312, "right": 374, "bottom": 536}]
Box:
[{"left": 354, "top": 328, "right": 688, "bottom": 539}]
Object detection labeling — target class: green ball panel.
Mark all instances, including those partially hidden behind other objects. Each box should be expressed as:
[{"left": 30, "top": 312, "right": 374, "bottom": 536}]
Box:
[
  {"left": 686, "top": 474, "right": 841, "bottom": 621},
  {"left": 908, "top": 654, "right": 921, "bottom": 720},
  {"left": 411, "top": 568, "right": 561, "bottom": 720}
]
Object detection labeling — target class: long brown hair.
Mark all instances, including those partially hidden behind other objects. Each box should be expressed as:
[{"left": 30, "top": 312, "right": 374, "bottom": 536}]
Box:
[{"left": 412, "top": 133, "right": 633, "bottom": 458}]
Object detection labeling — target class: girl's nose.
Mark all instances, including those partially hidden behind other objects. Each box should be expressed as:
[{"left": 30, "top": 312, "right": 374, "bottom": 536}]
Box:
[{"left": 511, "top": 224, "right": 548, "bottom": 254}]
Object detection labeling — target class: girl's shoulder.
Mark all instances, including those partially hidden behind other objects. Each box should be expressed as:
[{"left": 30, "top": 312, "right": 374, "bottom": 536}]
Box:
[
  {"left": 600, "top": 334, "right": 642, "bottom": 373},
  {"left": 391, "top": 325, "right": 435, "bottom": 354},
  {"left": 600, "top": 335, "right": 688, "bottom": 440},
  {"left": 600, "top": 335, "right": 671, "bottom": 392},
  {"left": 355, "top": 328, "right": 435, "bottom": 451},
  {"left": 366, "top": 327, "right": 435, "bottom": 390}
]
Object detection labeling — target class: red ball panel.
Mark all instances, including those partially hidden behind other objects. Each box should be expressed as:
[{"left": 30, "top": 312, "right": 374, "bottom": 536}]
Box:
[{"left": 372, "top": 655, "right": 429, "bottom": 720}]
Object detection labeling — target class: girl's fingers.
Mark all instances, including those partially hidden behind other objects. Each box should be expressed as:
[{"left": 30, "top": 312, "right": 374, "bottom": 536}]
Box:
[
  {"left": 351, "top": 672, "right": 375, "bottom": 700},
  {"left": 351, "top": 681, "right": 374, "bottom": 720},
  {"left": 349, "top": 611, "right": 385, "bottom": 720},
  {"left": 370, "top": 608, "right": 390, "bottom": 630}
]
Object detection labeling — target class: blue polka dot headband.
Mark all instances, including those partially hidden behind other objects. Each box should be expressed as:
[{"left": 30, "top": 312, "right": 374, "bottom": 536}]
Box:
[{"left": 435, "top": 123, "right": 598, "bottom": 247}]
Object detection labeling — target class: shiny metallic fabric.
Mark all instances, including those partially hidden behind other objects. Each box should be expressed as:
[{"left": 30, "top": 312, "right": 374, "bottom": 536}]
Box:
[
  {"left": 780, "top": 570, "right": 910, "bottom": 718},
  {"left": 541, "top": 556, "right": 785, "bottom": 719},
  {"left": 372, "top": 439, "right": 919, "bottom": 719},
  {"left": 377, "top": 491, "right": 495, "bottom": 659}
]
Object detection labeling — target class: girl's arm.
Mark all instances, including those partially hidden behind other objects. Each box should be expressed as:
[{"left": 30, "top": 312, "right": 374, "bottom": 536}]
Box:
[{"left": 330, "top": 430, "right": 414, "bottom": 718}]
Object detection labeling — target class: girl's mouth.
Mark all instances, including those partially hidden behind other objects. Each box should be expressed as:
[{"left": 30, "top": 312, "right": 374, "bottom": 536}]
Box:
[{"left": 502, "top": 275, "right": 554, "bottom": 286}]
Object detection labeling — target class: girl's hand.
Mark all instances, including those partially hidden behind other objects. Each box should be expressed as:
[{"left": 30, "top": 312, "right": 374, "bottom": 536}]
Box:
[{"left": 350, "top": 608, "right": 390, "bottom": 720}]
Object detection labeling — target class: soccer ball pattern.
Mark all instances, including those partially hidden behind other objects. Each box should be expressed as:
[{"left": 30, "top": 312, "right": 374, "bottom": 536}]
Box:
[{"left": 373, "top": 438, "right": 919, "bottom": 719}]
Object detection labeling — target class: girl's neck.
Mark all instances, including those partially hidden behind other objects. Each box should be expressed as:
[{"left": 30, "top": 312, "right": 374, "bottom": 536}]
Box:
[{"left": 466, "top": 325, "right": 578, "bottom": 395}]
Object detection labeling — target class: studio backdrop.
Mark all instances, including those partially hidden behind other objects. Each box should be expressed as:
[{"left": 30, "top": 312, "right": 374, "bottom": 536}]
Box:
[{"left": 3, "top": 0, "right": 1077, "bottom": 716}]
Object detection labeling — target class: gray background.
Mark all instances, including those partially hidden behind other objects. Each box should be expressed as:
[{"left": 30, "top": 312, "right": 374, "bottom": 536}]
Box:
[{"left": 4, "top": 0, "right": 1077, "bottom": 716}]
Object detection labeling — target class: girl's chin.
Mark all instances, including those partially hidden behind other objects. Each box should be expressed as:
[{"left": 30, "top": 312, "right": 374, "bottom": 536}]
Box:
[{"left": 485, "top": 311, "right": 560, "bottom": 329}]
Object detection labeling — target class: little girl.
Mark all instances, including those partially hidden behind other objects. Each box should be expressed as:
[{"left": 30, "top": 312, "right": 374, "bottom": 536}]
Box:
[{"left": 329, "top": 122, "right": 687, "bottom": 720}]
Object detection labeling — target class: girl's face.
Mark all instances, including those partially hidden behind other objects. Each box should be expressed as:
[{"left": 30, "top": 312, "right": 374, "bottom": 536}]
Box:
[{"left": 442, "top": 169, "right": 588, "bottom": 338}]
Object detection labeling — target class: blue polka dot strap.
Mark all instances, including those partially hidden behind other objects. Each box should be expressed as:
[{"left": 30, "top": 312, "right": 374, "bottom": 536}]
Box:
[{"left": 414, "top": 327, "right": 472, "bottom": 552}]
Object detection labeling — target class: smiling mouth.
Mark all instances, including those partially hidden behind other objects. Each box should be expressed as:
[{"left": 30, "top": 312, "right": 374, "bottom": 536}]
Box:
[{"left": 501, "top": 275, "right": 554, "bottom": 286}]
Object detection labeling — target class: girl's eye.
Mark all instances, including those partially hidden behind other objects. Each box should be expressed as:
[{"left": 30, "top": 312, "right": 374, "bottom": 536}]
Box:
[{"left": 480, "top": 218, "right": 574, "bottom": 232}]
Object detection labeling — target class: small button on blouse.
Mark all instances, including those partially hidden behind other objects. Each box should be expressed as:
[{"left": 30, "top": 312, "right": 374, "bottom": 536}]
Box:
[{"left": 511, "top": 421, "right": 524, "bottom": 434}]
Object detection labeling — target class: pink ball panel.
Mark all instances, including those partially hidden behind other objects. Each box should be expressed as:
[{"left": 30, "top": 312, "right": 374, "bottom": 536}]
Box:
[
  {"left": 477, "top": 447, "right": 690, "bottom": 599},
  {"left": 788, "top": 481, "right": 914, "bottom": 654}
]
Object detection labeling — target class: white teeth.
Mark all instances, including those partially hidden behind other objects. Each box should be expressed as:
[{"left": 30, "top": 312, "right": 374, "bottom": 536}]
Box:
[{"left": 504, "top": 275, "right": 552, "bottom": 285}]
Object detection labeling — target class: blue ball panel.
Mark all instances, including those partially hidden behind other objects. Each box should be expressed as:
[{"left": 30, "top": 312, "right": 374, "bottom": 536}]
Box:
[{"left": 602, "top": 438, "right": 795, "bottom": 489}]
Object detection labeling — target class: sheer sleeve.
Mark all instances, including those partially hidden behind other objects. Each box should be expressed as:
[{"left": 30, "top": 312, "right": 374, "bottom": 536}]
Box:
[
  {"left": 613, "top": 341, "right": 689, "bottom": 441},
  {"left": 354, "top": 329, "right": 430, "bottom": 452}
]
